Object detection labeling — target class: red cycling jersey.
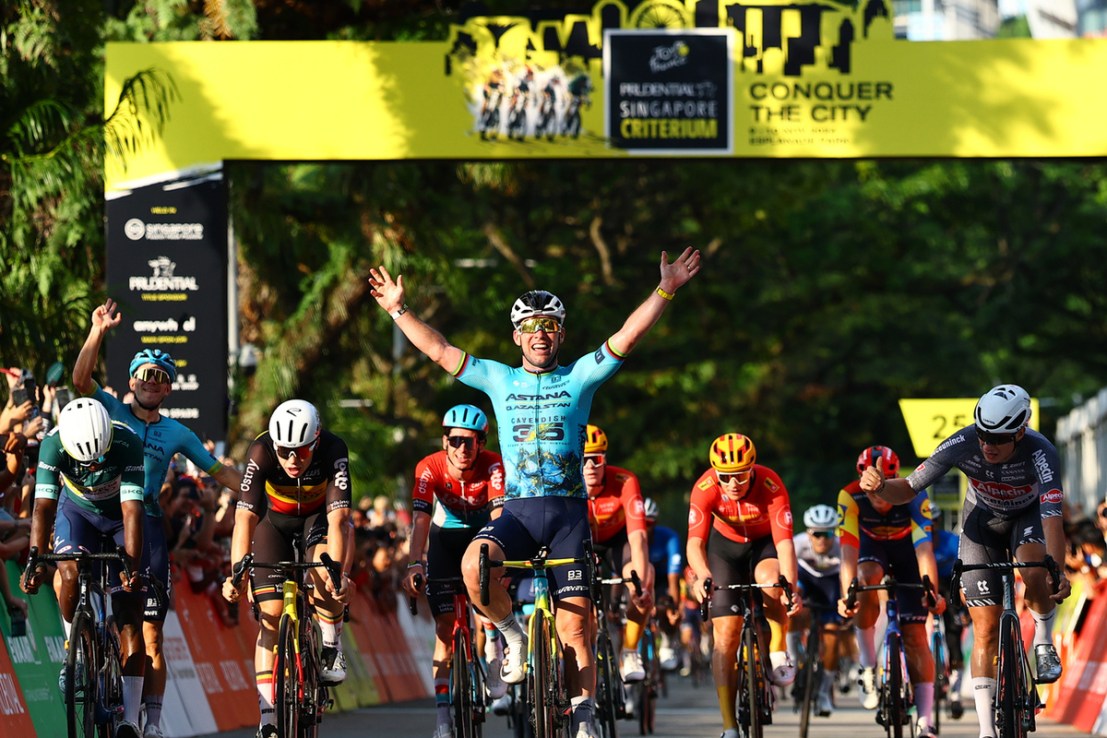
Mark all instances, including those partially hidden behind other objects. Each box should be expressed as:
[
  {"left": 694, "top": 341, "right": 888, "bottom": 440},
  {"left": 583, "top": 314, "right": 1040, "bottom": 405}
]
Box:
[
  {"left": 687, "top": 464, "right": 794, "bottom": 545},
  {"left": 412, "top": 449, "right": 504, "bottom": 527},
  {"left": 587, "top": 464, "right": 647, "bottom": 544}
]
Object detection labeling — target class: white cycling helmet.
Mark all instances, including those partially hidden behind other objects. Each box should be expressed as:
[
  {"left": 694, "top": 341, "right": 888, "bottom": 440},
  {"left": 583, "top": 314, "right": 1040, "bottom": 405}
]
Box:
[
  {"left": 269, "top": 399, "right": 321, "bottom": 447},
  {"left": 803, "top": 504, "right": 838, "bottom": 532},
  {"left": 510, "top": 290, "right": 566, "bottom": 328},
  {"left": 58, "top": 398, "right": 114, "bottom": 463},
  {"left": 974, "top": 384, "right": 1031, "bottom": 434}
]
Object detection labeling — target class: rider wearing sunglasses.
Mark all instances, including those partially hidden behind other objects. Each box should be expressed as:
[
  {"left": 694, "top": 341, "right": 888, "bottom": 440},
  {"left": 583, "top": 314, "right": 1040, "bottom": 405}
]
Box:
[
  {"left": 838, "top": 445, "right": 944, "bottom": 737},
  {"left": 860, "top": 384, "right": 1069, "bottom": 738},
  {"left": 370, "top": 248, "right": 701, "bottom": 738},
  {"left": 23, "top": 398, "right": 148, "bottom": 738},
  {"left": 402, "top": 404, "right": 507, "bottom": 738},
  {"left": 222, "top": 399, "right": 353, "bottom": 738},
  {"left": 73, "top": 298, "right": 244, "bottom": 738},
  {"left": 582, "top": 424, "right": 654, "bottom": 683},
  {"left": 686, "top": 432, "right": 802, "bottom": 738},
  {"left": 790, "top": 504, "right": 850, "bottom": 718}
]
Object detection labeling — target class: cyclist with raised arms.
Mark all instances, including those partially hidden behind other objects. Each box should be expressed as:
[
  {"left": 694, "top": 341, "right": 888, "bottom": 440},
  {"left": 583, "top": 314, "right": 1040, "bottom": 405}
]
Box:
[
  {"left": 22, "top": 398, "right": 147, "bottom": 738},
  {"left": 402, "top": 404, "right": 506, "bottom": 738},
  {"left": 860, "top": 385, "right": 1069, "bottom": 738},
  {"left": 221, "top": 400, "right": 352, "bottom": 738},
  {"left": 790, "top": 503, "right": 849, "bottom": 718},
  {"left": 73, "top": 298, "right": 244, "bottom": 738},
  {"left": 582, "top": 423, "right": 654, "bottom": 683},
  {"left": 838, "top": 445, "right": 945, "bottom": 738},
  {"left": 369, "top": 247, "right": 701, "bottom": 738},
  {"left": 686, "top": 432, "right": 802, "bottom": 738},
  {"left": 644, "top": 497, "right": 684, "bottom": 670}
]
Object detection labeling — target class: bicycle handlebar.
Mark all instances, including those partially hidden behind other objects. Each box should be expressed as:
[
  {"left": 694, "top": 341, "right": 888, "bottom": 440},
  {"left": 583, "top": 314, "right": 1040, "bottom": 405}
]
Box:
[
  {"left": 24, "top": 544, "right": 135, "bottom": 590},
  {"left": 478, "top": 543, "right": 588, "bottom": 608},
  {"left": 698, "top": 575, "right": 793, "bottom": 621},
  {"left": 845, "top": 574, "right": 940, "bottom": 611},
  {"left": 949, "top": 556, "right": 1061, "bottom": 601},
  {"left": 231, "top": 552, "right": 346, "bottom": 590}
]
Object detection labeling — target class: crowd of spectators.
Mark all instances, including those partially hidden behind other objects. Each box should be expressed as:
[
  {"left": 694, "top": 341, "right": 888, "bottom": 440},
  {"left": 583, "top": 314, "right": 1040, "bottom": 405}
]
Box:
[{"left": 0, "top": 364, "right": 414, "bottom": 634}]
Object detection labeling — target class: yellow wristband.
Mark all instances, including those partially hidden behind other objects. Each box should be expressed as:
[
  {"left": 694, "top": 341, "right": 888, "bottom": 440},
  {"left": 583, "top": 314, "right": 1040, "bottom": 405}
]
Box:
[{"left": 656, "top": 286, "right": 675, "bottom": 301}]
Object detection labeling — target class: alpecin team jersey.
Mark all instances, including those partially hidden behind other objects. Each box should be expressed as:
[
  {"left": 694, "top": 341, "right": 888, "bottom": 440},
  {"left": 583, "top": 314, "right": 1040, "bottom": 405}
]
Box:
[
  {"left": 587, "top": 464, "right": 646, "bottom": 544},
  {"left": 906, "top": 425, "right": 1063, "bottom": 519},
  {"left": 35, "top": 424, "right": 145, "bottom": 515},
  {"left": 837, "top": 480, "right": 932, "bottom": 549},
  {"left": 90, "top": 380, "right": 223, "bottom": 518},
  {"left": 412, "top": 450, "right": 505, "bottom": 529},
  {"left": 451, "top": 342, "right": 624, "bottom": 500},
  {"left": 238, "top": 429, "right": 351, "bottom": 517},
  {"left": 687, "top": 464, "right": 794, "bottom": 544}
]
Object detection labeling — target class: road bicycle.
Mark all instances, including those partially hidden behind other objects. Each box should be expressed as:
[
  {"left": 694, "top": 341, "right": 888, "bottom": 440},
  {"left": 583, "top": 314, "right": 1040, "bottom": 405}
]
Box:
[
  {"left": 949, "top": 557, "right": 1060, "bottom": 738},
  {"left": 480, "top": 543, "right": 587, "bottom": 738},
  {"left": 930, "top": 605, "right": 951, "bottom": 734},
  {"left": 632, "top": 609, "right": 663, "bottom": 735},
  {"left": 24, "top": 544, "right": 132, "bottom": 738},
  {"left": 845, "top": 575, "right": 936, "bottom": 738},
  {"left": 410, "top": 574, "right": 488, "bottom": 738},
  {"left": 701, "top": 576, "right": 794, "bottom": 738},
  {"left": 232, "top": 541, "right": 343, "bottom": 738},
  {"left": 588, "top": 559, "right": 637, "bottom": 738},
  {"left": 791, "top": 601, "right": 841, "bottom": 738}
]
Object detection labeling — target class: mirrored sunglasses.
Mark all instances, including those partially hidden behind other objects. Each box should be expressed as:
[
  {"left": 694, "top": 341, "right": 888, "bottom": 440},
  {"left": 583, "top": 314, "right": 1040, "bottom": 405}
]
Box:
[
  {"left": 274, "top": 441, "right": 317, "bottom": 462},
  {"left": 78, "top": 455, "right": 108, "bottom": 471},
  {"left": 810, "top": 531, "right": 834, "bottom": 539},
  {"left": 135, "top": 366, "right": 171, "bottom": 385},
  {"left": 717, "top": 469, "right": 752, "bottom": 484},
  {"left": 975, "top": 428, "right": 1017, "bottom": 446},
  {"left": 446, "top": 436, "right": 477, "bottom": 449},
  {"left": 517, "top": 317, "right": 562, "bottom": 334},
  {"left": 583, "top": 454, "right": 606, "bottom": 467}
]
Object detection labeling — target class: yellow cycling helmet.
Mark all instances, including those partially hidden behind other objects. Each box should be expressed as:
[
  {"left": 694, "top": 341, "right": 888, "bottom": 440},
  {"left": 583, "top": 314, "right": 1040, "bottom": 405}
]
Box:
[
  {"left": 584, "top": 424, "right": 608, "bottom": 454},
  {"left": 709, "top": 433, "right": 756, "bottom": 473}
]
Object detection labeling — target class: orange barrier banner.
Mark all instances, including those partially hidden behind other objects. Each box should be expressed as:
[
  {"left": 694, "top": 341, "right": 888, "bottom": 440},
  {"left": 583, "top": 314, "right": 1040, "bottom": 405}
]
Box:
[
  {"left": 1047, "top": 587, "right": 1107, "bottom": 729},
  {"left": 174, "top": 581, "right": 259, "bottom": 731},
  {"left": 0, "top": 633, "right": 34, "bottom": 734},
  {"left": 345, "top": 589, "right": 396, "bottom": 702}
]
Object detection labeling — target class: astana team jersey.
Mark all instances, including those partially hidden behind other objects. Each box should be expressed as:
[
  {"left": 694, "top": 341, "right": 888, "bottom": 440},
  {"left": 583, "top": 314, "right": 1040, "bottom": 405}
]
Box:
[{"left": 452, "top": 341, "right": 625, "bottom": 499}]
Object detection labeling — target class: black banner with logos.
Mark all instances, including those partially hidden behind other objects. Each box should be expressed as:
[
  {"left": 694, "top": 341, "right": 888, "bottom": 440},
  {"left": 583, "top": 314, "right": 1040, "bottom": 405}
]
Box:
[
  {"left": 605, "top": 29, "right": 732, "bottom": 154},
  {"left": 104, "top": 170, "right": 228, "bottom": 443}
]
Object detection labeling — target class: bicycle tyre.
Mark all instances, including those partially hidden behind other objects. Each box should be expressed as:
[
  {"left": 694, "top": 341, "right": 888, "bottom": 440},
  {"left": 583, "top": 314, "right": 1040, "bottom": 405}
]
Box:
[
  {"left": 595, "top": 628, "right": 620, "bottom": 738},
  {"left": 995, "top": 616, "right": 1026, "bottom": 738},
  {"left": 66, "top": 611, "right": 97, "bottom": 738},
  {"left": 797, "top": 632, "right": 818, "bottom": 738},
  {"left": 932, "top": 630, "right": 946, "bottom": 735},
  {"left": 454, "top": 629, "right": 475, "bottom": 738},
  {"left": 96, "top": 620, "right": 124, "bottom": 738},
  {"left": 741, "top": 623, "right": 763, "bottom": 738},
  {"left": 275, "top": 614, "right": 301, "bottom": 738},
  {"left": 531, "top": 612, "right": 557, "bottom": 738},
  {"left": 471, "top": 640, "right": 487, "bottom": 737},
  {"left": 886, "top": 634, "right": 905, "bottom": 738},
  {"left": 637, "top": 631, "right": 657, "bottom": 735},
  {"left": 298, "top": 621, "right": 322, "bottom": 738}
]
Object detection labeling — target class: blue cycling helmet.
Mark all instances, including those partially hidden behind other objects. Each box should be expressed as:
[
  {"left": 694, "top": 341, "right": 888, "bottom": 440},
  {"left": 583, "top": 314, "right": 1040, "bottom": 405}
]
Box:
[
  {"left": 443, "top": 404, "right": 489, "bottom": 434},
  {"left": 129, "top": 348, "right": 177, "bottom": 382}
]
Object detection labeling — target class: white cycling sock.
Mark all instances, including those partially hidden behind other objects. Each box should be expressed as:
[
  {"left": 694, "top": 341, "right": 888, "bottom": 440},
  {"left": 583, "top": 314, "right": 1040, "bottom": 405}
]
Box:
[
  {"left": 317, "top": 611, "right": 343, "bottom": 649},
  {"left": 144, "top": 696, "right": 163, "bottom": 728},
  {"left": 484, "top": 626, "right": 503, "bottom": 661},
  {"left": 493, "top": 614, "right": 525, "bottom": 654},
  {"left": 971, "top": 677, "right": 996, "bottom": 738},
  {"left": 856, "top": 625, "right": 877, "bottom": 668},
  {"left": 786, "top": 630, "right": 804, "bottom": 661},
  {"left": 123, "top": 675, "right": 143, "bottom": 725},
  {"left": 570, "top": 696, "right": 594, "bottom": 732},
  {"left": 1029, "top": 607, "right": 1056, "bottom": 648}
]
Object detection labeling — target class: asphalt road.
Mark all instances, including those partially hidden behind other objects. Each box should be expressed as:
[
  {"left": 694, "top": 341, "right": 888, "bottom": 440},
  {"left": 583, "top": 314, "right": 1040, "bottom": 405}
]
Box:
[{"left": 201, "top": 669, "right": 1091, "bottom": 738}]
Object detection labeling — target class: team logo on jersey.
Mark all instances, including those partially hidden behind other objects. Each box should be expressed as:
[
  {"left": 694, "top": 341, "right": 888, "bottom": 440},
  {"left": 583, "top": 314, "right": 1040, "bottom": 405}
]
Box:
[
  {"left": 764, "top": 477, "right": 779, "bottom": 493},
  {"left": 688, "top": 505, "right": 704, "bottom": 528},
  {"left": 1040, "top": 489, "right": 1062, "bottom": 505},
  {"left": 777, "top": 509, "right": 793, "bottom": 529}
]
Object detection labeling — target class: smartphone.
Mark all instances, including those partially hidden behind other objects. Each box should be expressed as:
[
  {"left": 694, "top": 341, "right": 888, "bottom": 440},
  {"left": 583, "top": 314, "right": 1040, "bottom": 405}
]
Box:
[
  {"left": 11, "top": 382, "right": 35, "bottom": 408},
  {"left": 54, "top": 386, "right": 73, "bottom": 409}
]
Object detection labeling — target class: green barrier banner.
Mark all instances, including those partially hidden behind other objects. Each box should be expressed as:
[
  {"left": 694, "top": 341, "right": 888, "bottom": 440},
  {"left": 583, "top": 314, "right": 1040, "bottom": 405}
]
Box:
[{"left": 2, "top": 561, "right": 67, "bottom": 737}]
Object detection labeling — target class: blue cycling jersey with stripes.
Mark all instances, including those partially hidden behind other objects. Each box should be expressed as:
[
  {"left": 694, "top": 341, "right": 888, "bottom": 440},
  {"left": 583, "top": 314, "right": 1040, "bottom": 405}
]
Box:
[{"left": 452, "top": 341, "right": 624, "bottom": 500}]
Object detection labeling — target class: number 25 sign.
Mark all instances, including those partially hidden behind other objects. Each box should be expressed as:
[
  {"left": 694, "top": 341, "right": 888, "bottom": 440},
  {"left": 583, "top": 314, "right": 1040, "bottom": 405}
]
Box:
[{"left": 898, "top": 397, "right": 1039, "bottom": 459}]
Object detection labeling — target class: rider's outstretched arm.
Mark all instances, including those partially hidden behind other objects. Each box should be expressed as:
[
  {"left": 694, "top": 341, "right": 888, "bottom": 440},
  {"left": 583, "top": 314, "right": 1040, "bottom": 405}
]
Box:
[
  {"left": 608, "top": 248, "right": 701, "bottom": 357},
  {"left": 368, "top": 266, "right": 465, "bottom": 374}
]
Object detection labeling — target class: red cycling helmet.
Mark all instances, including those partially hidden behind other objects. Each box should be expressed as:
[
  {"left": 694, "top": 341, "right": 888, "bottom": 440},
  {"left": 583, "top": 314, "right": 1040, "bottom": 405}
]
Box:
[{"left": 856, "top": 445, "right": 900, "bottom": 478}]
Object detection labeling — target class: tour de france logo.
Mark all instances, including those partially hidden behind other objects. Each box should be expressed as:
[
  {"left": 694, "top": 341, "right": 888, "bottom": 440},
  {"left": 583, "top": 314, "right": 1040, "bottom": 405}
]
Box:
[{"left": 443, "top": 0, "right": 892, "bottom": 141}]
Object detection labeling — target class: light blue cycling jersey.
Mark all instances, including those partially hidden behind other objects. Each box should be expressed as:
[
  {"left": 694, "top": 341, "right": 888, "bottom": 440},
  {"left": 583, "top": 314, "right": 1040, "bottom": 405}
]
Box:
[
  {"left": 649, "top": 524, "right": 684, "bottom": 577},
  {"left": 89, "top": 381, "right": 222, "bottom": 517},
  {"left": 452, "top": 341, "right": 624, "bottom": 499}
]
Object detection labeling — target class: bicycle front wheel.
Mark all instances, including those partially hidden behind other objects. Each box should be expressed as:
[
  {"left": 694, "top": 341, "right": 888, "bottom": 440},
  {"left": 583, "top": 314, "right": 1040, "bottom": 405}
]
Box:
[
  {"left": 594, "top": 628, "right": 620, "bottom": 738},
  {"left": 453, "top": 629, "right": 476, "bottom": 738},
  {"left": 65, "top": 612, "right": 97, "bottom": 738},
  {"left": 275, "top": 614, "right": 301, "bottom": 738},
  {"left": 932, "top": 630, "right": 947, "bottom": 735},
  {"left": 532, "top": 612, "right": 562, "bottom": 738},
  {"left": 995, "top": 616, "right": 1027, "bottom": 738},
  {"left": 739, "top": 624, "right": 763, "bottom": 738},
  {"left": 96, "top": 620, "right": 124, "bottom": 738},
  {"left": 797, "top": 634, "right": 818, "bottom": 738},
  {"left": 298, "top": 622, "right": 323, "bottom": 738},
  {"left": 885, "top": 633, "right": 905, "bottom": 738},
  {"left": 637, "top": 633, "right": 657, "bottom": 735}
]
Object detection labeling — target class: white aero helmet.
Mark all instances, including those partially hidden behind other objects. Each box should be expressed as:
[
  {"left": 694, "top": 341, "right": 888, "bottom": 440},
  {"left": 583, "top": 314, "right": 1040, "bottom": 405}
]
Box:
[
  {"left": 510, "top": 290, "right": 566, "bottom": 328},
  {"left": 974, "top": 384, "right": 1031, "bottom": 434},
  {"left": 803, "top": 504, "right": 838, "bottom": 532},
  {"left": 269, "top": 399, "right": 322, "bottom": 448},
  {"left": 58, "top": 398, "right": 114, "bottom": 463}
]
